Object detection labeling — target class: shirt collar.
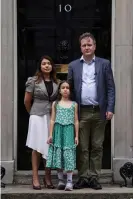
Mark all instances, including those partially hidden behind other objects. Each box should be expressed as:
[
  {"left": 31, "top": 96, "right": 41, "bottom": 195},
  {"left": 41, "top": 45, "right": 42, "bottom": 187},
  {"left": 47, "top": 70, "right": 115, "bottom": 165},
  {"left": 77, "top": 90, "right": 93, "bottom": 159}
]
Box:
[{"left": 80, "top": 55, "right": 95, "bottom": 64}]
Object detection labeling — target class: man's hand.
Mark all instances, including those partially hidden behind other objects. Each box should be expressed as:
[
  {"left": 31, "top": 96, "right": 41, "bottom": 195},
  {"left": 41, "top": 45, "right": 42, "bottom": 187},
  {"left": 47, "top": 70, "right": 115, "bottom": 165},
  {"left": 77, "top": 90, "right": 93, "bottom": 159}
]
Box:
[{"left": 106, "top": 112, "right": 113, "bottom": 120}]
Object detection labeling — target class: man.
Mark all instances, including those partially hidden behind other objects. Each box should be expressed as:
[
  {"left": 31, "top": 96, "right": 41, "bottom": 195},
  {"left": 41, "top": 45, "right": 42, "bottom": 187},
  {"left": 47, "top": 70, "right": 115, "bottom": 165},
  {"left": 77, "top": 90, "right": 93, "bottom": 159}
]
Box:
[{"left": 67, "top": 32, "right": 115, "bottom": 190}]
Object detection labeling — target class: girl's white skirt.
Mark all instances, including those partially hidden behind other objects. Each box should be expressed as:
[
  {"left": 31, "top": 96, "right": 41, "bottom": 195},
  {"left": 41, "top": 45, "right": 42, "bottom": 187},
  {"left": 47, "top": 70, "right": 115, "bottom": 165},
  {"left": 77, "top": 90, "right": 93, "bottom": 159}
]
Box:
[{"left": 26, "top": 114, "right": 50, "bottom": 159}]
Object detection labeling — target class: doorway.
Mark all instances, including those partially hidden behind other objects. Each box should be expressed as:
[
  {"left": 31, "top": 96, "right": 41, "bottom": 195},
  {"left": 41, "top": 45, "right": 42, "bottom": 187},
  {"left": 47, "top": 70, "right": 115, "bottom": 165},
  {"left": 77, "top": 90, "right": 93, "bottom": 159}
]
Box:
[{"left": 17, "top": 0, "right": 112, "bottom": 170}]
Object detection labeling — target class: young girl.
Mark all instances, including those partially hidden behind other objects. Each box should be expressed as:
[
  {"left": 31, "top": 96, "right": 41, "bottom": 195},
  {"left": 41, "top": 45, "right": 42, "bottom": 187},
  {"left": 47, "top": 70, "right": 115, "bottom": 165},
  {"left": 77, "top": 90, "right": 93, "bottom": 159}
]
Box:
[{"left": 46, "top": 81, "right": 79, "bottom": 191}]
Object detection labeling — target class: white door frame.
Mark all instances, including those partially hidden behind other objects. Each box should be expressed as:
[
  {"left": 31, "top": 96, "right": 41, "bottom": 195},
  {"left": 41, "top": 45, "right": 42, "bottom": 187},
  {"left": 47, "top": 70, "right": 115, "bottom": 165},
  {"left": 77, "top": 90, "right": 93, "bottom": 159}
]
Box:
[{"left": 13, "top": 0, "right": 18, "bottom": 171}]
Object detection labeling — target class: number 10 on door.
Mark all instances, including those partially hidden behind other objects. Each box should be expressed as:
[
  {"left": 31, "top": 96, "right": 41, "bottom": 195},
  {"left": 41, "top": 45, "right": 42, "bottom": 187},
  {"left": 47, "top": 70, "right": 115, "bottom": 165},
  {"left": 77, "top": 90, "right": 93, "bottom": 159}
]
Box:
[{"left": 59, "top": 4, "right": 72, "bottom": 12}]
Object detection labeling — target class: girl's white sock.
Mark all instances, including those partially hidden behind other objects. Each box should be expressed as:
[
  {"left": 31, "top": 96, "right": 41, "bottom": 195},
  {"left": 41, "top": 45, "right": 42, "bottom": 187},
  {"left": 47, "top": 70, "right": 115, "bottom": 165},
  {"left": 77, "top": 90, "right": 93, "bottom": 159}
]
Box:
[
  {"left": 67, "top": 172, "right": 73, "bottom": 182},
  {"left": 58, "top": 171, "right": 64, "bottom": 181}
]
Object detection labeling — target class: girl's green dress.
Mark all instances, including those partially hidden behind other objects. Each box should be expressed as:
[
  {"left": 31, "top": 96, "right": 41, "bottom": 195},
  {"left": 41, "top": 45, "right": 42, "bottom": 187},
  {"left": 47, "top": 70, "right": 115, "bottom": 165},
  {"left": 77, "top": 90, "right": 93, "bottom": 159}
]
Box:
[{"left": 46, "top": 102, "right": 76, "bottom": 171}]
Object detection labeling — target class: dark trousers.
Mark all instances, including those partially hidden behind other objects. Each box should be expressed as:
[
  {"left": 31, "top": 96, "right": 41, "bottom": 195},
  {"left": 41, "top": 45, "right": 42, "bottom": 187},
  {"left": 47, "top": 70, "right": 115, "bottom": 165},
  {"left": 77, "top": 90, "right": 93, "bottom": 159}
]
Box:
[{"left": 77, "top": 106, "right": 107, "bottom": 180}]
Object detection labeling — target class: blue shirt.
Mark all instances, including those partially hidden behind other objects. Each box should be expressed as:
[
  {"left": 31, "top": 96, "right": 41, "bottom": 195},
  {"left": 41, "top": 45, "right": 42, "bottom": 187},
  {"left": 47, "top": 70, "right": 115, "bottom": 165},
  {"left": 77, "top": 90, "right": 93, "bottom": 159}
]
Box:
[{"left": 81, "top": 56, "right": 98, "bottom": 105}]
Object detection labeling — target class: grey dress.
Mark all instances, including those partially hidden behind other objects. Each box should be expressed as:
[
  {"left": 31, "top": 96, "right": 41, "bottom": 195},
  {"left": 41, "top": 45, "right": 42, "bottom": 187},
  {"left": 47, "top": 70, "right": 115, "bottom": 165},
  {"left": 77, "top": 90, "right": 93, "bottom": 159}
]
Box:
[{"left": 25, "top": 76, "right": 58, "bottom": 159}]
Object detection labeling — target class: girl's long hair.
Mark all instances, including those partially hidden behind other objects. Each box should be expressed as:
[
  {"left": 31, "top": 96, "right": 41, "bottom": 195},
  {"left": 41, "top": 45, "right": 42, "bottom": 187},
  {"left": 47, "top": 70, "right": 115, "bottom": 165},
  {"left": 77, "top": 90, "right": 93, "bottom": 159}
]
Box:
[
  {"left": 55, "top": 81, "right": 72, "bottom": 108},
  {"left": 35, "top": 55, "right": 57, "bottom": 83}
]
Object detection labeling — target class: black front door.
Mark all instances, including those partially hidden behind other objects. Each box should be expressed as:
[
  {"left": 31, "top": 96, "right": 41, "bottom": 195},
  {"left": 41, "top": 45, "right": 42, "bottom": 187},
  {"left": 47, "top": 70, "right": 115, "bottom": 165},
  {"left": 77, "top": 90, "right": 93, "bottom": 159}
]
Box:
[{"left": 17, "top": 0, "right": 111, "bottom": 170}]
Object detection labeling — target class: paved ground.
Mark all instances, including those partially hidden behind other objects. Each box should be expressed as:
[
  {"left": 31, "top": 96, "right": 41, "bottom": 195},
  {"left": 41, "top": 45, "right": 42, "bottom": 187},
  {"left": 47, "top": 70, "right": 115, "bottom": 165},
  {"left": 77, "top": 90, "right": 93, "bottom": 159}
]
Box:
[{"left": 2, "top": 184, "right": 133, "bottom": 194}]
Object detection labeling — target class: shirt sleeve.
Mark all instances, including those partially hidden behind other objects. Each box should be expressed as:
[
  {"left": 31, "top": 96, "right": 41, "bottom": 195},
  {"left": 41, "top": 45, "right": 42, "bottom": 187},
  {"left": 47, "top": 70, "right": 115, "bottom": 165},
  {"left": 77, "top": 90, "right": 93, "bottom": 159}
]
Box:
[{"left": 25, "top": 77, "right": 35, "bottom": 93}]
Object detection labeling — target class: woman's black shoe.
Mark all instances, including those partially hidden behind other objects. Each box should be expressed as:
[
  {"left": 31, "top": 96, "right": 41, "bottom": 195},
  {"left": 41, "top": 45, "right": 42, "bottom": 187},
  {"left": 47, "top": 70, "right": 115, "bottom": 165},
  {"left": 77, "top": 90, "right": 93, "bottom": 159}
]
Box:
[
  {"left": 43, "top": 179, "right": 55, "bottom": 189},
  {"left": 32, "top": 184, "right": 41, "bottom": 190}
]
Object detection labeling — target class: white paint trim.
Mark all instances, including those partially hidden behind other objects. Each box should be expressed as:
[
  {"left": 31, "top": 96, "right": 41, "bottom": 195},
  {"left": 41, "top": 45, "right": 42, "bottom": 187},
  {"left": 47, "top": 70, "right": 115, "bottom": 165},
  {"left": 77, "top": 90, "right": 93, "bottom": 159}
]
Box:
[
  {"left": 13, "top": 0, "right": 18, "bottom": 171},
  {"left": 111, "top": 0, "right": 115, "bottom": 169}
]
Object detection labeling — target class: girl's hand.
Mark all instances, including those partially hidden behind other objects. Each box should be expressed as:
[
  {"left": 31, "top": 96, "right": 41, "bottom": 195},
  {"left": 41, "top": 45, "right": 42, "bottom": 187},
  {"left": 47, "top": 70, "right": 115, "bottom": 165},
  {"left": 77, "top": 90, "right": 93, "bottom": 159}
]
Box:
[
  {"left": 47, "top": 136, "right": 52, "bottom": 144},
  {"left": 75, "top": 137, "right": 79, "bottom": 145}
]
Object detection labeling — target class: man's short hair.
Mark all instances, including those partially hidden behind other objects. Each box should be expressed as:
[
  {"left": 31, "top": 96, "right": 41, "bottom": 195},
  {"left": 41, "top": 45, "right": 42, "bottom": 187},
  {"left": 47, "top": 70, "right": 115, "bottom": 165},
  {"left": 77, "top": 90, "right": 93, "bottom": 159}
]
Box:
[{"left": 79, "top": 32, "right": 96, "bottom": 45}]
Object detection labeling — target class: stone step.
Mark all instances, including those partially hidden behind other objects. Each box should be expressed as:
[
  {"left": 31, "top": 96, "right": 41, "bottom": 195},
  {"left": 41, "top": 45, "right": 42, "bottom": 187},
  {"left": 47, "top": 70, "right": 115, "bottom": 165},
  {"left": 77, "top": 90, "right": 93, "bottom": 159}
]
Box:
[
  {"left": 14, "top": 170, "right": 113, "bottom": 185},
  {"left": 2, "top": 185, "right": 133, "bottom": 199}
]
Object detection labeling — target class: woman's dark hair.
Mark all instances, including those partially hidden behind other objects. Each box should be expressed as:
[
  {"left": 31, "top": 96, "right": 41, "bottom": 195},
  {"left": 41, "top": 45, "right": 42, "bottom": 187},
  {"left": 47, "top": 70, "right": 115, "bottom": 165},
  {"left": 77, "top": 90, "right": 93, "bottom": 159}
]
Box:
[{"left": 35, "top": 55, "right": 57, "bottom": 83}]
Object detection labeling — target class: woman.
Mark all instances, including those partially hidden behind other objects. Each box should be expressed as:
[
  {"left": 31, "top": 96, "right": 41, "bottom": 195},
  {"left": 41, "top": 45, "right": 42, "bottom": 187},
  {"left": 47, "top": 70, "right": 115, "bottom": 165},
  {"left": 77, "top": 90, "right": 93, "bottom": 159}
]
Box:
[{"left": 24, "top": 55, "right": 58, "bottom": 190}]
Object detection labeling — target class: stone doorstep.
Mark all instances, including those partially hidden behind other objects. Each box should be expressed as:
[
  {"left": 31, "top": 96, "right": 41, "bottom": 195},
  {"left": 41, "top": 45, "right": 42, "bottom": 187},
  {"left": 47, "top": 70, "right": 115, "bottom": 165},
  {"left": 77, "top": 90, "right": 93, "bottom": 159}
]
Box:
[
  {"left": 1, "top": 185, "right": 133, "bottom": 199},
  {"left": 13, "top": 170, "right": 113, "bottom": 185}
]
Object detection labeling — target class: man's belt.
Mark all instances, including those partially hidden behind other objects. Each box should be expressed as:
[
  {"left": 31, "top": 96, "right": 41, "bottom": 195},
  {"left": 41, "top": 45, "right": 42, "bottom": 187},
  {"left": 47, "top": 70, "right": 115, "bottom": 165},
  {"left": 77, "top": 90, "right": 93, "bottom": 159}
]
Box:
[{"left": 80, "top": 105, "right": 100, "bottom": 110}]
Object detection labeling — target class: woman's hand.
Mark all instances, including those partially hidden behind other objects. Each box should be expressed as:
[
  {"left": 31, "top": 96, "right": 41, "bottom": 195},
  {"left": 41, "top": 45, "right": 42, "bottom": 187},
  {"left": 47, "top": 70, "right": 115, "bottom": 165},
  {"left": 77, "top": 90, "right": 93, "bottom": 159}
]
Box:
[
  {"left": 75, "top": 137, "right": 79, "bottom": 145},
  {"left": 47, "top": 136, "right": 52, "bottom": 144}
]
